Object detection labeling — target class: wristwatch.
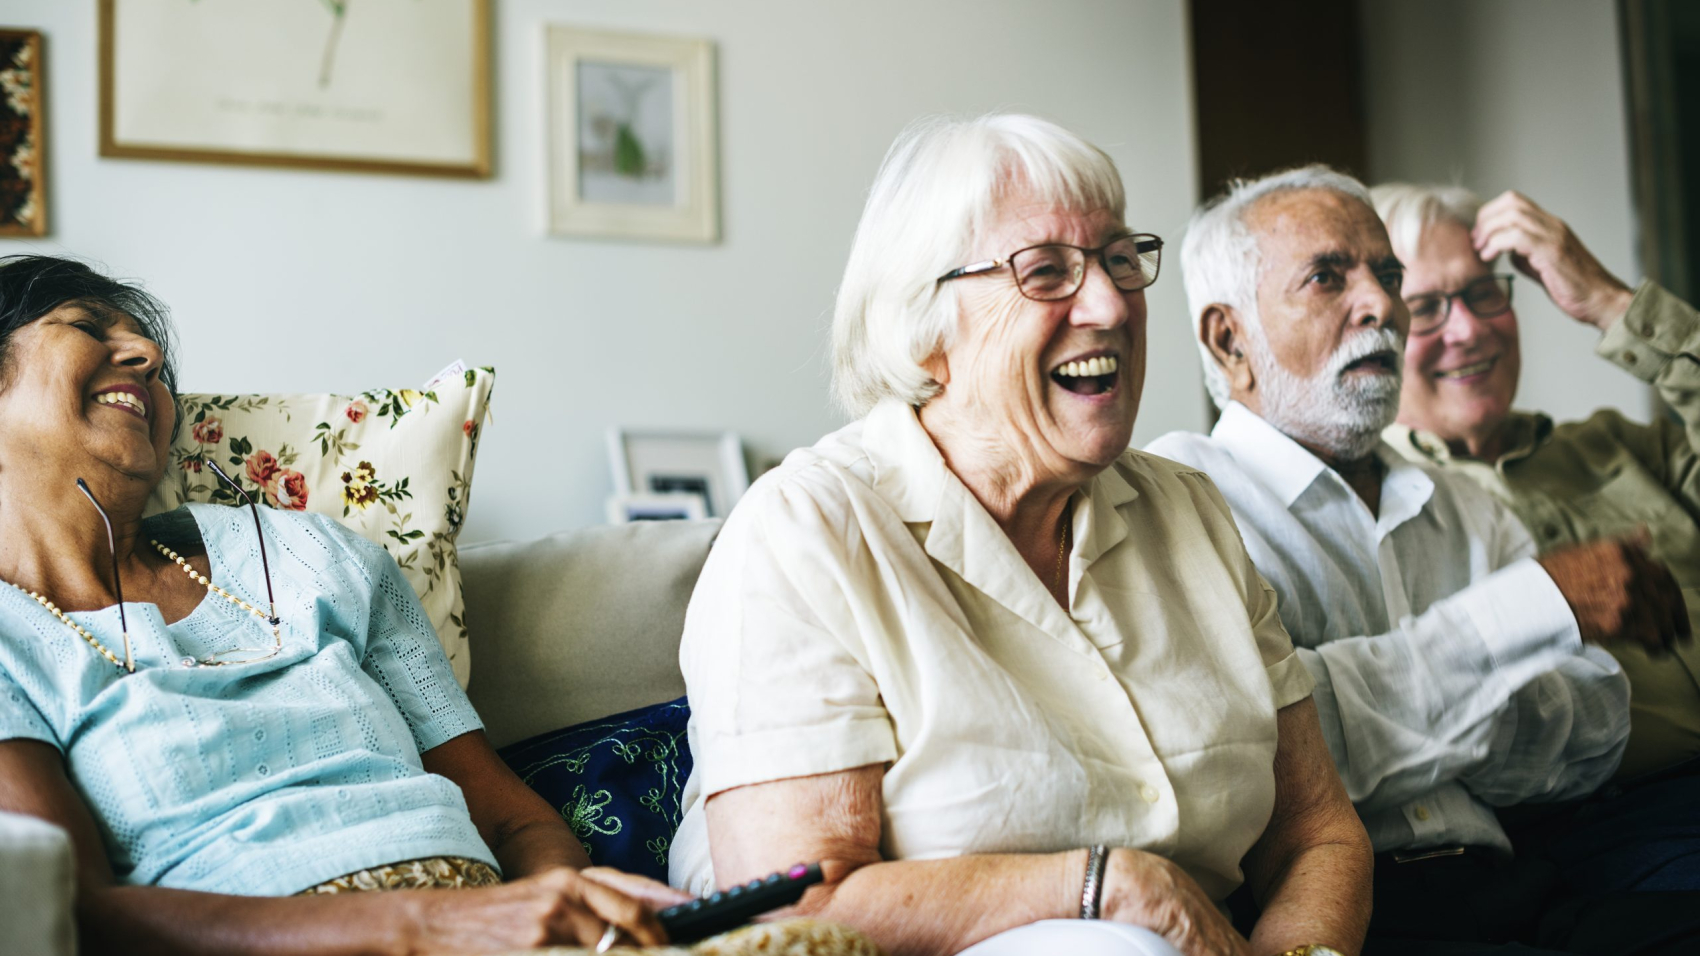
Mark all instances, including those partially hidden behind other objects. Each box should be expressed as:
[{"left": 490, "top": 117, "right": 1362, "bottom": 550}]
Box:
[{"left": 1277, "top": 946, "right": 1345, "bottom": 956}]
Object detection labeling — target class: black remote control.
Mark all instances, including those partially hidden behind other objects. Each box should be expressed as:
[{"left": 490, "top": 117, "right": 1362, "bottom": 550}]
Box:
[{"left": 658, "top": 862, "right": 824, "bottom": 944}]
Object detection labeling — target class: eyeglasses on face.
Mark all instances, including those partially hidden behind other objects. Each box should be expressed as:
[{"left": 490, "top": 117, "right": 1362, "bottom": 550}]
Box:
[
  {"left": 936, "top": 233, "right": 1164, "bottom": 302},
  {"left": 1404, "top": 274, "right": 1515, "bottom": 335}
]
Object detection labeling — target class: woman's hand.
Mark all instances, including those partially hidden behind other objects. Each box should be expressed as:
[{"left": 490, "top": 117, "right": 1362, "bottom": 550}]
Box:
[
  {"left": 1100, "top": 848, "right": 1250, "bottom": 956},
  {"left": 408, "top": 866, "right": 679, "bottom": 952}
]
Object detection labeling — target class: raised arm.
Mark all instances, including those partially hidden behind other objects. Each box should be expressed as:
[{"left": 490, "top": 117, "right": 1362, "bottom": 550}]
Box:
[
  {"left": 705, "top": 765, "right": 1247, "bottom": 956},
  {"left": 1473, "top": 189, "right": 1700, "bottom": 500}
]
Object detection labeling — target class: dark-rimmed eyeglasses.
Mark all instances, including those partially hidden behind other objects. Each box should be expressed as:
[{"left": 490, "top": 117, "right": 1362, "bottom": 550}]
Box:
[
  {"left": 1404, "top": 274, "right": 1515, "bottom": 336},
  {"left": 937, "top": 233, "right": 1164, "bottom": 302}
]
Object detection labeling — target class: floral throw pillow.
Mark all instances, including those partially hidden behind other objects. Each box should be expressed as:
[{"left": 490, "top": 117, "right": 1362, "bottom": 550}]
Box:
[{"left": 144, "top": 367, "right": 495, "bottom": 687}]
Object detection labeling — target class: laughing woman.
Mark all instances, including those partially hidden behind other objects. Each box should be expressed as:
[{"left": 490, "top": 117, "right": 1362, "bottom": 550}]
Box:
[
  {"left": 0, "top": 255, "right": 690, "bottom": 954},
  {"left": 668, "top": 115, "right": 1374, "bottom": 956}
]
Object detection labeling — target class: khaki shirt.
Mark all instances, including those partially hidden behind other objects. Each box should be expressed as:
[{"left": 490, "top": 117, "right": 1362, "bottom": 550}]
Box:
[
  {"left": 1386, "top": 281, "right": 1700, "bottom": 779},
  {"left": 669, "top": 400, "right": 1313, "bottom": 899}
]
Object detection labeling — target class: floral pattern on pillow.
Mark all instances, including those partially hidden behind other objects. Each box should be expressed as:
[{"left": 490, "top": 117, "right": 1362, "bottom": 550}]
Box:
[{"left": 145, "top": 368, "right": 495, "bottom": 688}]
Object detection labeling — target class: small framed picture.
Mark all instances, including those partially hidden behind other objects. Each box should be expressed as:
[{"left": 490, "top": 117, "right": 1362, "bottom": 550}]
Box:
[
  {"left": 0, "top": 30, "right": 45, "bottom": 237},
  {"left": 606, "top": 428, "right": 748, "bottom": 519},
  {"left": 544, "top": 25, "right": 718, "bottom": 242},
  {"left": 605, "top": 492, "right": 708, "bottom": 524}
]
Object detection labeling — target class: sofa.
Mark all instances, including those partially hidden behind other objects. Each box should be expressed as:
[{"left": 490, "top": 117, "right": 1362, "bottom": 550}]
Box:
[{"left": 0, "top": 516, "right": 723, "bottom": 956}]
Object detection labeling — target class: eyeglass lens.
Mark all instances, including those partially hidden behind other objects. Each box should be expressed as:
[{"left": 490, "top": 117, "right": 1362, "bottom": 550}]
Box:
[
  {"left": 1012, "top": 236, "right": 1161, "bottom": 301},
  {"left": 1407, "top": 276, "right": 1513, "bottom": 331}
]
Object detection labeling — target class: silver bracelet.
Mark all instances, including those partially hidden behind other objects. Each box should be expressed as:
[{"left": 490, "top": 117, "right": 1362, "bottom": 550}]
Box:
[{"left": 1079, "top": 844, "right": 1109, "bottom": 920}]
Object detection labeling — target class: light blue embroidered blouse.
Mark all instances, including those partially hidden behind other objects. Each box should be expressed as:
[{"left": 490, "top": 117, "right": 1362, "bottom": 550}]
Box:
[{"left": 0, "top": 502, "right": 496, "bottom": 896}]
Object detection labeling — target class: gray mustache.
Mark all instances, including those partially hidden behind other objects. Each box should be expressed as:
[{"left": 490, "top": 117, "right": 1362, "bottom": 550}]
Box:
[{"left": 1328, "top": 328, "right": 1406, "bottom": 377}]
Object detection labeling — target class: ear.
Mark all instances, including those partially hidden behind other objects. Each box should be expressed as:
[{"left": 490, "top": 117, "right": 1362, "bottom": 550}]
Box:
[
  {"left": 921, "top": 350, "right": 950, "bottom": 389},
  {"left": 1200, "top": 305, "right": 1256, "bottom": 398}
]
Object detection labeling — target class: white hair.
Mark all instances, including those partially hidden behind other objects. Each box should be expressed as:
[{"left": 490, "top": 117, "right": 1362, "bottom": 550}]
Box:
[
  {"left": 1180, "top": 164, "right": 1375, "bottom": 408},
  {"left": 1370, "top": 182, "right": 1482, "bottom": 264},
  {"left": 830, "top": 113, "right": 1126, "bottom": 417}
]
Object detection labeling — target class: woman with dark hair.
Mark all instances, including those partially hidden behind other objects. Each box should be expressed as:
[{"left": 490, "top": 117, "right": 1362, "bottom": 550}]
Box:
[{"left": 0, "top": 255, "right": 689, "bottom": 954}]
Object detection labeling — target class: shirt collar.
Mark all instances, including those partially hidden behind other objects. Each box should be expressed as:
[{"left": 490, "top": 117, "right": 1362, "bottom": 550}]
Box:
[
  {"left": 1210, "top": 402, "right": 1330, "bottom": 507},
  {"left": 862, "top": 399, "right": 951, "bottom": 523},
  {"left": 1214, "top": 402, "right": 1439, "bottom": 533},
  {"left": 1383, "top": 411, "right": 1551, "bottom": 467}
]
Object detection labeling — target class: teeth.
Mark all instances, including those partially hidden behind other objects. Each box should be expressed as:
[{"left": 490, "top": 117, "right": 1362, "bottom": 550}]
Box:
[
  {"left": 1056, "top": 355, "right": 1119, "bottom": 378},
  {"left": 95, "top": 392, "right": 145, "bottom": 414},
  {"left": 1436, "top": 360, "right": 1493, "bottom": 380}
]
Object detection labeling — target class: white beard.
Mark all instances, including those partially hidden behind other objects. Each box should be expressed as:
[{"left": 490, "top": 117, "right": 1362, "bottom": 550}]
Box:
[{"left": 1246, "top": 323, "right": 1405, "bottom": 461}]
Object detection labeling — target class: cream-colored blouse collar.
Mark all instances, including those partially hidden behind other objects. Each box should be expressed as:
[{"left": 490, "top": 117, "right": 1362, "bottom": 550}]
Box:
[{"left": 858, "top": 399, "right": 1140, "bottom": 631}]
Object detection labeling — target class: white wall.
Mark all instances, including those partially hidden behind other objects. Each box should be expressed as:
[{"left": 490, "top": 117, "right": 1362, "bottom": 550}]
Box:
[
  {"left": 1360, "top": 0, "right": 1650, "bottom": 423},
  {"left": 1, "top": 0, "right": 1204, "bottom": 543}
]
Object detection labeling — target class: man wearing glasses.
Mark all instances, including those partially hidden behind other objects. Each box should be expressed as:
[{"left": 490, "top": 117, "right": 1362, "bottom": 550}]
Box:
[
  {"left": 1147, "top": 166, "right": 1697, "bottom": 951},
  {"left": 1373, "top": 184, "right": 1700, "bottom": 891}
]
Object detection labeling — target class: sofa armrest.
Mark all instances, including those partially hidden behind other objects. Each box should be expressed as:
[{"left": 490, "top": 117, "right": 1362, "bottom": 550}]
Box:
[{"left": 0, "top": 810, "right": 77, "bottom": 956}]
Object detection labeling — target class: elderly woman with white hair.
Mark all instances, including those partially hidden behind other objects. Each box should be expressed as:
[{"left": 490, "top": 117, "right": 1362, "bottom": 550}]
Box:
[{"left": 665, "top": 114, "right": 1372, "bottom": 956}]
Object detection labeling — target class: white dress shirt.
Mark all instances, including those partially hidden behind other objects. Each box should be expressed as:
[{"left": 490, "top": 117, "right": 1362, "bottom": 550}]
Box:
[
  {"left": 1146, "top": 402, "right": 1629, "bottom": 855},
  {"left": 669, "top": 399, "right": 1314, "bottom": 898}
]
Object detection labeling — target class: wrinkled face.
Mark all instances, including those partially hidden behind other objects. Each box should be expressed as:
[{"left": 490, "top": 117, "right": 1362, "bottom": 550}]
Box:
[
  {"left": 1396, "top": 219, "right": 1521, "bottom": 443},
  {"left": 931, "top": 195, "right": 1146, "bottom": 476},
  {"left": 1243, "top": 189, "right": 1409, "bottom": 459},
  {"left": 0, "top": 302, "right": 176, "bottom": 487}
]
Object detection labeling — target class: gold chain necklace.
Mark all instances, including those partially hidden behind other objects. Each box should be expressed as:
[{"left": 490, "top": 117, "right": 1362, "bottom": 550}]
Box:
[
  {"left": 2, "top": 541, "right": 281, "bottom": 672},
  {"left": 1053, "top": 504, "right": 1073, "bottom": 593}
]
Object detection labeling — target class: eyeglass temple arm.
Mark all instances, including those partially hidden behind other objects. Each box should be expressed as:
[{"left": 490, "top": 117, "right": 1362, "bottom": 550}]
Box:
[
  {"left": 74, "top": 478, "right": 135, "bottom": 674},
  {"left": 204, "top": 461, "right": 281, "bottom": 625}
]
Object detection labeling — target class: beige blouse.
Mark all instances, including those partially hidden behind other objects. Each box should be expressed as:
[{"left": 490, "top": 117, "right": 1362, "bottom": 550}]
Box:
[{"left": 668, "top": 400, "right": 1314, "bottom": 901}]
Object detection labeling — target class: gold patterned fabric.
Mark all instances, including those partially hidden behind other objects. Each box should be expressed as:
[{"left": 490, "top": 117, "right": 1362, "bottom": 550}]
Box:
[
  {"left": 298, "top": 856, "right": 501, "bottom": 895},
  {"left": 513, "top": 918, "right": 884, "bottom": 955}
]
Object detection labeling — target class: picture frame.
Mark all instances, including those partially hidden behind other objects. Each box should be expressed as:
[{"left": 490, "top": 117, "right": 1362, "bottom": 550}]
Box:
[
  {"left": 606, "top": 428, "right": 748, "bottom": 519},
  {"left": 545, "top": 25, "right": 719, "bottom": 242},
  {"left": 605, "top": 492, "right": 709, "bottom": 525},
  {"left": 98, "top": 0, "right": 491, "bottom": 179},
  {"left": 0, "top": 30, "right": 45, "bottom": 237}
]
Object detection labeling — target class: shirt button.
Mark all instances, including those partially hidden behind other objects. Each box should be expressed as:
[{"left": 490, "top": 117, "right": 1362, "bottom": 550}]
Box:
[
  {"left": 255, "top": 763, "right": 270, "bottom": 777},
  {"left": 253, "top": 729, "right": 266, "bottom": 742},
  {"left": 1413, "top": 805, "right": 1430, "bottom": 821},
  {"left": 1095, "top": 667, "right": 1110, "bottom": 681},
  {"left": 1139, "top": 784, "right": 1160, "bottom": 804},
  {"left": 1623, "top": 351, "right": 1639, "bottom": 366}
]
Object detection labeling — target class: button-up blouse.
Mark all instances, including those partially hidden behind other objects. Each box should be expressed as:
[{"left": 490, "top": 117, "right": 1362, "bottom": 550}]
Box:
[{"left": 669, "top": 400, "right": 1314, "bottom": 900}]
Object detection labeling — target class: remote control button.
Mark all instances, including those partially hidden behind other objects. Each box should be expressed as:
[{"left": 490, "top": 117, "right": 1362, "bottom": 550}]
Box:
[
  {"left": 707, "top": 893, "right": 724, "bottom": 904},
  {"left": 765, "top": 874, "right": 783, "bottom": 885},
  {"left": 688, "top": 900, "right": 704, "bottom": 911},
  {"left": 789, "top": 864, "right": 807, "bottom": 879},
  {"left": 727, "top": 886, "right": 744, "bottom": 897}
]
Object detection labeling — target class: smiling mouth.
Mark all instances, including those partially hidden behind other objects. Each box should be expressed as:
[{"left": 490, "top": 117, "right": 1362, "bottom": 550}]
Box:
[
  {"left": 1435, "top": 358, "right": 1495, "bottom": 380},
  {"left": 1340, "top": 350, "right": 1399, "bottom": 375},
  {"left": 93, "top": 391, "right": 147, "bottom": 419},
  {"left": 1051, "top": 354, "right": 1120, "bottom": 395}
]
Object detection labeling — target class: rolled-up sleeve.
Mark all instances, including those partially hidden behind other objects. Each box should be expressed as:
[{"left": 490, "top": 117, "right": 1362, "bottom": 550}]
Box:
[
  {"left": 682, "top": 472, "right": 898, "bottom": 798},
  {"left": 0, "top": 664, "right": 56, "bottom": 750}
]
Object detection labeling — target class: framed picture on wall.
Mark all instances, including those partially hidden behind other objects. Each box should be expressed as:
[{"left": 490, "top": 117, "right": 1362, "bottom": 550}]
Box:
[
  {"left": 545, "top": 25, "right": 719, "bottom": 242},
  {"left": 606, "top": 428, "right": 748, "bottom": 519},
  {"left": 98, "top": 0, "right": 491, "bottom": 178},
  {"left": 0, "top": 30, "right": 45, "bottom": 237}
]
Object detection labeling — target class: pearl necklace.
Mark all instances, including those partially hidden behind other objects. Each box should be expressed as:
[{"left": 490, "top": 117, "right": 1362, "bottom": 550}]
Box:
[{"left": 2, "top": 541, "right": 281, "bottom": 672}]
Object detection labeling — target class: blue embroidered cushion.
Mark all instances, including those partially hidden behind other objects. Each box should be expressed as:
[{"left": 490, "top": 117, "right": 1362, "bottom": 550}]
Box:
[{"left": 497, "top": 698, "right": 692, "bottom": 881}]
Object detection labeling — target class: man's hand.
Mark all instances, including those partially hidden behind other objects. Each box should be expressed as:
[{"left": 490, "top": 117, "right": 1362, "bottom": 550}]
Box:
[
  {"left": 1473, "top": 190, "right": 1635, "bottom": 331},
  {"left": 1100, "top": 848, "right": 1251, "bottom": 956},
  {"left": 1537, "top": 535, "right": 1691, "bottom": 654}
]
